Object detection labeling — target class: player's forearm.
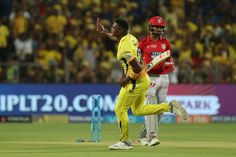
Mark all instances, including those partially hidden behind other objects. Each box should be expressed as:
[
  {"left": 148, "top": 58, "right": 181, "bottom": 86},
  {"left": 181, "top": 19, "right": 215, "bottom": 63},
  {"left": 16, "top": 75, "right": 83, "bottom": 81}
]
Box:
[
  {"left": 101, "top": 30, "right": 117, "bottom": 41},
  {"left": 129, "top": 58, "right": 143, "bottom": 73},
  {"left": 127, "top": 58, "right": 145, "bottom": 80}
]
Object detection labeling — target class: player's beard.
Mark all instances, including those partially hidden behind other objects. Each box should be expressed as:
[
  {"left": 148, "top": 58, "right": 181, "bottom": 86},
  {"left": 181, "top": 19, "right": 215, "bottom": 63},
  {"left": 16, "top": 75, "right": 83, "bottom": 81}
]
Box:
[
  {"left": 149, "top": 26, "right": 165, "bottom": 39},
  {"left": 151, "top": 32, "right": 161, "bottom": 39},
  {"left": 150, "top": 29, "right": 164, "bottom": 39}
]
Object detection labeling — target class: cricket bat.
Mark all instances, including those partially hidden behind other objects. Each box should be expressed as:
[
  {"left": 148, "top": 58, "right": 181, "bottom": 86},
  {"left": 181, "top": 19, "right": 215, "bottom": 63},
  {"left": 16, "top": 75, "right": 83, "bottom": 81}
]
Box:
[{"left": 146, "top": 50, "right": 171, "bottom": 72}]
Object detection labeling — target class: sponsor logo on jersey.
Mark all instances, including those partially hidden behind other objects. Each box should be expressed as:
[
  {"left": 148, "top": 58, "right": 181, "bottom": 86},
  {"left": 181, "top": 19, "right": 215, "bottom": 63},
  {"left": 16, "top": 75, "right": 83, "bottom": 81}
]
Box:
[
  {"left": 147, "top": 44, "right": 157, "bottom": 49},
  {"left": 151, "top": 52, "right": 162, "bottom": 59},
  {"left": 125, "top": 53, "right": 132, "bottom": 60},
  {"left": 161, "top": 44, "right": 166, "bottom": 49}
]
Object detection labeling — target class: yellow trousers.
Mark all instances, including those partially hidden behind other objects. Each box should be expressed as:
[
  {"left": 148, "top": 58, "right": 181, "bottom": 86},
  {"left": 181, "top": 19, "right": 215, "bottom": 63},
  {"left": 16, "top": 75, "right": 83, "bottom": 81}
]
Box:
[{"left": 115, "top": 76, "right": 171, "bottom": 141}]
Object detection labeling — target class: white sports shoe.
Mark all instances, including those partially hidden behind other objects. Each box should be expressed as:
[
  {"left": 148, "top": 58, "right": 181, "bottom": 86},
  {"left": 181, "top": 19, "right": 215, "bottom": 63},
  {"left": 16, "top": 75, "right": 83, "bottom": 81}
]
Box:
[
  {"left": 108, "top": 141, "right": 133, "bottom": 150},
  {"left": 148, "top": 138, "right": 160, "bottom": 146},
  {"left": 140, "top": 138, "right": 149, "bottom": 146},
  {"left": 170, "top": 100, "right": 188, "bottom": 120}
]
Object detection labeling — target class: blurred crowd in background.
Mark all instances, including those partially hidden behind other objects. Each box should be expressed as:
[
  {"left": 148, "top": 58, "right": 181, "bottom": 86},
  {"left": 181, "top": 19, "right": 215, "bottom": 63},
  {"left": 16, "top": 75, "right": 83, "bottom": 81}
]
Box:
[{"left": 0, "top": 0, "right": 235, "bottom": 84}]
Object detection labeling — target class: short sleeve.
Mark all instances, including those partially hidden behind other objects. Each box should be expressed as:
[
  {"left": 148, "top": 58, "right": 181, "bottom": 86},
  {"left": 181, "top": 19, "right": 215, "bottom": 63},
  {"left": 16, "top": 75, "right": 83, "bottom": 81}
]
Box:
[{"left": 123, "top": 51, "right": 135, "bottom": 62}]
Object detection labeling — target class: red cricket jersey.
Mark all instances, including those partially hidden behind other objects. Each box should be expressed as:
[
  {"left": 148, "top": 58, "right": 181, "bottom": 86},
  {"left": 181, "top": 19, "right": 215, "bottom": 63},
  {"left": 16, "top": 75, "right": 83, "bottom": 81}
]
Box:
[{"left": 139, "top": 36, "right": 174, "bottom": 75}]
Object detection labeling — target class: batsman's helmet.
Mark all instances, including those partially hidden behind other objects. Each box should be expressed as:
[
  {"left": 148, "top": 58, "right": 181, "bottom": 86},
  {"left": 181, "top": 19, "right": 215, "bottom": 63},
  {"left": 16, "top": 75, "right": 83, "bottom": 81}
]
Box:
[
  {"left": 148, "top": 16, "right": 166, "bottom": 27},
  {"left": 148, "top": 16, "right": 165, "bottom": 37}
]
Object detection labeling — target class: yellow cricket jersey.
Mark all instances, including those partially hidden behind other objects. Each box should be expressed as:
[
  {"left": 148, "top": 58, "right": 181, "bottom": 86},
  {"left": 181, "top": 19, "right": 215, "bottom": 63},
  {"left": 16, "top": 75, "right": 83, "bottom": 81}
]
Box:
[
  {"left": 0, "top": 25, "right": 9, "bottom": 47},
  {"left": 117, "top": 34, "right": 147, "bottom": 80},
  {"left": 46, "top": 15, "right": 67, "bottom": 34}
]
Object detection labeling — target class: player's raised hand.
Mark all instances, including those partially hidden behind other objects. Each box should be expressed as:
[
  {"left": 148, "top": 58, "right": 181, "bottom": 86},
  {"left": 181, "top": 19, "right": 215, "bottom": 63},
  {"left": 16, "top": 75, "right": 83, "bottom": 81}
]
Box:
[
  {"left": 96, "top": 18, "right": 106, "bottom": 33},
  {"left": 96, "top": 18, "right": 117, "bottom": 40}
]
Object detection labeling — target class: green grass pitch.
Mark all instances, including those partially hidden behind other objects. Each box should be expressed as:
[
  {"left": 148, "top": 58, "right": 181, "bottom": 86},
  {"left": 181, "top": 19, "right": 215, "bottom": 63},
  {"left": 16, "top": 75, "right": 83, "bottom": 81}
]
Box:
[{"left": 0, "top": 123, "right": 236, "bottom": 157}]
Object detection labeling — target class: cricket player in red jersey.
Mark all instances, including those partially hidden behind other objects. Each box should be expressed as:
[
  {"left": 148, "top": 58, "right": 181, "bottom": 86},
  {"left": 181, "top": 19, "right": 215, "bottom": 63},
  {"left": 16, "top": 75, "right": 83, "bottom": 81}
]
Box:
[{"left": 138, "top": 16, "right": 175, "bottom": 146}]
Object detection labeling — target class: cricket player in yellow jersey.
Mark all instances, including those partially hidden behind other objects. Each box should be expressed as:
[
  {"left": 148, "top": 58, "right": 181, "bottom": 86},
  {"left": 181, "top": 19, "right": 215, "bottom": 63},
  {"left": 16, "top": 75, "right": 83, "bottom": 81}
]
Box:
[{"left": 96, "top": 18, "right": 188, "bottom": 150}]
